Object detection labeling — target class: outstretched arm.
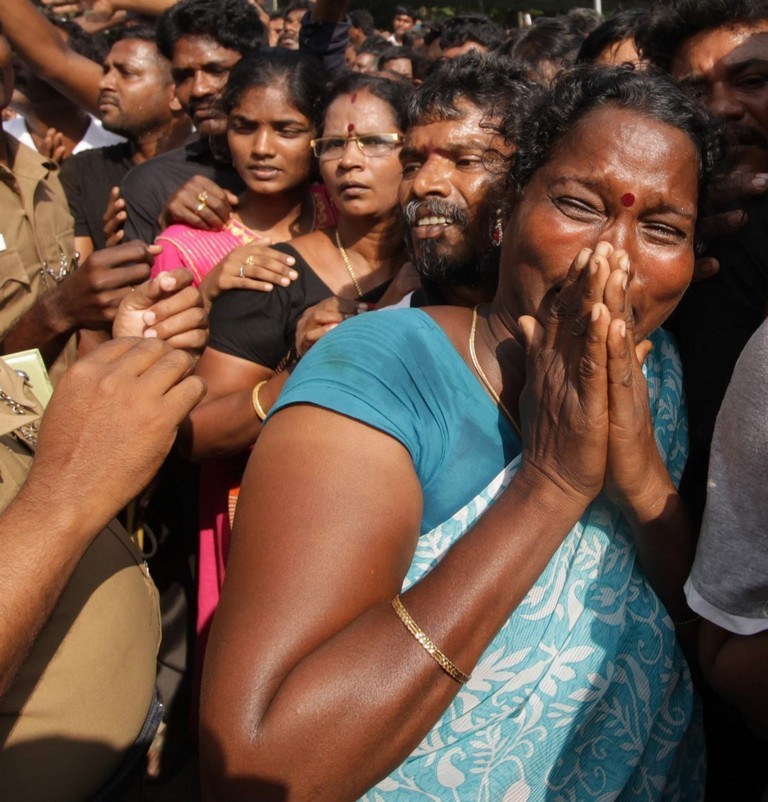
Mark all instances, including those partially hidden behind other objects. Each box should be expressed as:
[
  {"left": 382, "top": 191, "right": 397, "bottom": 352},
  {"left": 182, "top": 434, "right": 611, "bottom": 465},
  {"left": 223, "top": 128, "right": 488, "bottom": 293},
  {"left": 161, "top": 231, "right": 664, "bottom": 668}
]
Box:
[
  {"left": 0, "top": 0, "right": 103, "bottom": 114},
  {"left": 0, "top": 337, "right": 205, "bottom": 698}
]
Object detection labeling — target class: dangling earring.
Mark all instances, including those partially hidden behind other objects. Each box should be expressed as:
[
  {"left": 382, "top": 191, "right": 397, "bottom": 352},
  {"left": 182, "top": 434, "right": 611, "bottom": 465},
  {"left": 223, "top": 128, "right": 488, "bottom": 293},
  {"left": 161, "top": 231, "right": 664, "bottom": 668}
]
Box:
[{"left": 492, "top": 212, "right": 504, "bottom": 247}]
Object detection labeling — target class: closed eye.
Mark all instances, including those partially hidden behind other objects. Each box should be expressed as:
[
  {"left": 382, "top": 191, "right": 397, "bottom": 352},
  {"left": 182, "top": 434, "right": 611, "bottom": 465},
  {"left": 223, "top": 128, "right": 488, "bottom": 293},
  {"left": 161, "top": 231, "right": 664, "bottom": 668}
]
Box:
[
  {"left": 552, "top": 196, "right": 602, "bottom": 219},
  {"left": 643, "top": 222, "right": 687, "bottom": 243}
]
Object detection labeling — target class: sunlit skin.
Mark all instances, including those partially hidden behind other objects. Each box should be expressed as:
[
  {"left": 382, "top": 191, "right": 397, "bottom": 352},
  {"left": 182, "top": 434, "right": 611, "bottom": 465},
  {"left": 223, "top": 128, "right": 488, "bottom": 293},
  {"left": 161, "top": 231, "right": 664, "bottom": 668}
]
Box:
[
  {"left": 227, "top": 84, "right": 315, "bottom": 198},
  {"left": 499, "top": 106, "right": 699, "bottom": 342},
  {"left": 171, "top": 35, "right": 241, "bottom": 137},
  {"left": 319, "top": 90, "right": 404, "bottom": 219},
  {"left": 352, "top": 52, "right": 378, "bottom": 74},
  {"left": 98, "top": 39, "right": 178, "bottom": 139},
  {"left": 399, "top": 101, "right": 512, "bottom": 272},
  {"left": 381, "top": 57, "right": 413, "bottom": 80},
  {"left": 441, "top": 40, "right": 489, "bottom": 60},
  {"left": 672, "top": 26, "right": 768, "bottom": 172}
]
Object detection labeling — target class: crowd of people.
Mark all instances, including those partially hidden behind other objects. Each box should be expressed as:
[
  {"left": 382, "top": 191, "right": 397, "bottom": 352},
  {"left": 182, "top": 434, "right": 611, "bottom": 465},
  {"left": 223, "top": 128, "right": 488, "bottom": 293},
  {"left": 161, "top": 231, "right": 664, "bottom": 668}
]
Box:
[{"left": 0, "top": 0, "right": 766, "bottom": 799}]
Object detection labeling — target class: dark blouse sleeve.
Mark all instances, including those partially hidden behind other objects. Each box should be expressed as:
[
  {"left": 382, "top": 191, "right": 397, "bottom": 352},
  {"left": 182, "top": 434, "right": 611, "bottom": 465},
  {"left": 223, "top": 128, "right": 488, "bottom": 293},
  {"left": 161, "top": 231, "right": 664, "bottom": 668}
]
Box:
[{"left": 207, "top": 244, "right": 332, "bottom": 369}]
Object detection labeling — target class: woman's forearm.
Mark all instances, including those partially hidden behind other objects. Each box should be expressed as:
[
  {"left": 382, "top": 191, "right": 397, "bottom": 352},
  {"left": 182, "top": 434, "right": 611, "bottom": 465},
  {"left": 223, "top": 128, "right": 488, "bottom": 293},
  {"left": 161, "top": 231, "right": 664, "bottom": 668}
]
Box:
[{"left": 180, "top": 372, "right": 289, "bottom": 460}]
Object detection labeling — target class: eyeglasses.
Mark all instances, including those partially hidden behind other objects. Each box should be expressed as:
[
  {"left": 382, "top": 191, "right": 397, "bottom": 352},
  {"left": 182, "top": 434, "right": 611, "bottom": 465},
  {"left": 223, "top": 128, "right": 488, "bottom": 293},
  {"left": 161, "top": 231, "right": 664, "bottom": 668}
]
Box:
[{"left": 310, "top": 133, "right": 404, "bottom": 160}]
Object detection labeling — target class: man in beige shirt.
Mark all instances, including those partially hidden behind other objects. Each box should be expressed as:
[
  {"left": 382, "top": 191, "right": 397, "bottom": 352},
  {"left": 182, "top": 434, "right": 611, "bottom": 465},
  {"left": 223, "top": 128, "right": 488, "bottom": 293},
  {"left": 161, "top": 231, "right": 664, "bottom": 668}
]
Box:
[
  {"left": 0, "top": 27, "right": 153, "bottom": 381},
  {"left": 0, "top": 270, "right": 206, "bottom": 801}
]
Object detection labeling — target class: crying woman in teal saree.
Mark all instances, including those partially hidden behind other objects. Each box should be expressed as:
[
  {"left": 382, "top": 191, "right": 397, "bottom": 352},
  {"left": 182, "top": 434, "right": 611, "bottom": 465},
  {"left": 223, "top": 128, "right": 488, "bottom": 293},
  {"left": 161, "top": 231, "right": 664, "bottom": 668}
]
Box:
[{"left": 200, "top": 66, "right": 719, "bottom": 801}]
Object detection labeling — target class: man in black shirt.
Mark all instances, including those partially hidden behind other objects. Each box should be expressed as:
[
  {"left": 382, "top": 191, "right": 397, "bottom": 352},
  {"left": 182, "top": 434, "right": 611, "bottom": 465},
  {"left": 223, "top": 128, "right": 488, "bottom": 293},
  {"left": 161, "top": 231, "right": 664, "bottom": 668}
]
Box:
[
  {"left": 59, "top": 27, "right": 191, "bottom": 257},
  {"left": 121, "top": 0, "right": 265, "bottom": 244}
]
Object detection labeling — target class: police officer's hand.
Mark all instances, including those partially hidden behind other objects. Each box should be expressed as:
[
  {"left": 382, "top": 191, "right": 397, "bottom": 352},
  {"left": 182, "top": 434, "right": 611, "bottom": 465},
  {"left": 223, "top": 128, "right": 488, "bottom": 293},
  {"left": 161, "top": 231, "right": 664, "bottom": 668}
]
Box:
[{"left": 51, "top": 241, "right": 156, "bottom": 332}]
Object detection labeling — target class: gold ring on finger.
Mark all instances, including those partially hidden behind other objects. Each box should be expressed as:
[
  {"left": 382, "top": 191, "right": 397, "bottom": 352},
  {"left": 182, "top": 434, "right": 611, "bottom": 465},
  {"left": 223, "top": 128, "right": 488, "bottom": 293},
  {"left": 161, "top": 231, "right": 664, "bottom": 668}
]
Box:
[
  {"left": 196, "top": 190, "right": 209, "bottom": 212},
  {"left": 245, "top": 255, "right": 256, "bottom": 267}
]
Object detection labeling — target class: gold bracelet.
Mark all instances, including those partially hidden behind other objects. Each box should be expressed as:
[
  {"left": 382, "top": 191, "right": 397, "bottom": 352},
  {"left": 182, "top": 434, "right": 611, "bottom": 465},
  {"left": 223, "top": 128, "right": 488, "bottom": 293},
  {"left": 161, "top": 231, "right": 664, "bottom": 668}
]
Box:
[
  {"left": 391, "top": 595, "right": 470, "bottom": 684},
  {"left": 251, "top": 380, "right": 269, "bottom": 421}
]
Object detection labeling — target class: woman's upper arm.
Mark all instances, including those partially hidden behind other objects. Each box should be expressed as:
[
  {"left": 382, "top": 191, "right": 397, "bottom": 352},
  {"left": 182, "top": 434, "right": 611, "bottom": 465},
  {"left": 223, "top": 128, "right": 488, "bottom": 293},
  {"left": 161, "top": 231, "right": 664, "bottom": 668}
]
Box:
[
  {"left": 201, "top": 403, "right": 423, "bottom": 755},
  {"left": 194, "top": 345, "right": 272, "bottom": 402}
]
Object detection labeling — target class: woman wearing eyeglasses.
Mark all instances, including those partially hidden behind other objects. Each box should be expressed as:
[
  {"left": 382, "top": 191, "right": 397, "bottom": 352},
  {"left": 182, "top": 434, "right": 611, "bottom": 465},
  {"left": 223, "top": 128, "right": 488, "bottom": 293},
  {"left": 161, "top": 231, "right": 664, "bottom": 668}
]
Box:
[
  {"left": 185, "top": 73, "right": 411, "bottom": 460},
  {"left": 181, "top": 73, "right": 411, "bottom": 633}
]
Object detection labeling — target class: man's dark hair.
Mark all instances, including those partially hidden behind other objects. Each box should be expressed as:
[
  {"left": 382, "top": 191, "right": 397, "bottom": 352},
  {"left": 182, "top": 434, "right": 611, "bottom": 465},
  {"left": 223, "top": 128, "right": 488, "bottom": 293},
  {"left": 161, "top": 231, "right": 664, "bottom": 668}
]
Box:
[
  {"left": 511, "top": 64, "right": 720, "bottom": 213},
  {"left": 285, "top": 0, "right": 312, "bottom": 15},
  {"left": 577, "top": 10, "right": 647, "bottom": 63},
  {"left": 407, "top": 51, "right": 542, "bottom": 151},
  {"left": 566, "top": 7, "right": 604, "bottom": 36},
  {"left": 439, "top": 14, "right": 505, "bottom": 52},
  {"left": 394, "top": 6, "right": 417, "bottom": 21},
  {"left": 379, "top": 47, "right": 414, "bottom": 68},
  {"left": 639, "top": 0, "right": 768, "bottom": 73},
  {"left": 222, "top": 49, "right": 327, "bottom": 129},
  {"left": 349, "top": 9, "right": 375, "bottom": 37},
  {"left": 156, "top": 0, "right": 265, "bottom": 60},
  {"left": 325, "top": 72, "right": 413, "bottom": 132},
  {"left": 510, "top": 16, "right": 586, "bottom": 80},
  {"left": 359, "top": 35, "right": 390, "bottom": 56}
]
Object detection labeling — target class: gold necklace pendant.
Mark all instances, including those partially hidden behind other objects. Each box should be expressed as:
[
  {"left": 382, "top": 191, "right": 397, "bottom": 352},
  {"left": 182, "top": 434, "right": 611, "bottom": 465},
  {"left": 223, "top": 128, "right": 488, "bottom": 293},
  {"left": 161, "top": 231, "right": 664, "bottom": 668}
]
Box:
[
  {"left": 468, "top": 305, "right": 521, "bottom": 436},
  {"left": 334, "top": 229, "right": 363, "bottom": 298}
]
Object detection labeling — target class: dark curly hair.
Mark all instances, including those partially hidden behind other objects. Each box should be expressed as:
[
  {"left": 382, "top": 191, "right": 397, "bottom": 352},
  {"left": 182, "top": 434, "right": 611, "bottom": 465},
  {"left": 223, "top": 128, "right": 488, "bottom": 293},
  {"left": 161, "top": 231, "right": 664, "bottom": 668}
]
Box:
[
  {"left": 222, "top": 49, "right": 328, "bottom": 131},
  {"left": 510, "top": 65, "right": 721, "bottom": 243},
  {"left": 406, "top": 51, "right": 543, "bottom": 152},
  {"left": 156, "top": 0, "right": 265, "bottom": 61},
  {"left": 577, "top": 10, "right": 648, "bottom": 63},
  {"left": 438, "top": 14, "right": 505, "bottom": 53},
  {"left": 638, "top": 0, "right": 768, "bottom": 73}
]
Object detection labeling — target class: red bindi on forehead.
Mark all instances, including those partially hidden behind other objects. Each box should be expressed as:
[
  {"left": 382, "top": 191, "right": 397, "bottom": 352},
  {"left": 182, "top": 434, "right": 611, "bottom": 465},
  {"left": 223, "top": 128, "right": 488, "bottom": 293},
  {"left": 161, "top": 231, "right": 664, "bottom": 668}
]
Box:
[
  {"left": 350, "top": 93, "right": 357, "bottom": 103},
  {"left": 621, "top": 192, "right": 635, "bottom": 207},
  {"left": 347, "top": 123, "right": 355, "bottom": 133}
]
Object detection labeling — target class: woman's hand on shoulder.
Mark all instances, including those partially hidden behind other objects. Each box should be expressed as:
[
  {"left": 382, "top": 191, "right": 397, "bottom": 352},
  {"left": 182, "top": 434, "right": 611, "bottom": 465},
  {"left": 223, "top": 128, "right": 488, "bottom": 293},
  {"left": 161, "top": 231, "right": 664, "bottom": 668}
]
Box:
[
  {"left": 199, "top": 240, "right": 300, "bottom": 309},
  {"left": 161, "top": 175, "right": 238, "bottom": 232},
  {"left": 517, "top": 243, "right": 616, "bottom": 511},
  {"left": 295, "top": 296, "right": 370, "bottom": 358}
]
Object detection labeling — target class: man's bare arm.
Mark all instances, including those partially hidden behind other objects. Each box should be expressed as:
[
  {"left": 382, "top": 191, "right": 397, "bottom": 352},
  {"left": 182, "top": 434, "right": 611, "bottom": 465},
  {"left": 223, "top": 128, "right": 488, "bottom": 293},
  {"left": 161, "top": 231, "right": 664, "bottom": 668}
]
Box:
[
  {"left": 0, "top": 337, "right": 205, "bottom": 698},
  {"left": 0, "top": 0, "right": 102, "bottom": 113}
]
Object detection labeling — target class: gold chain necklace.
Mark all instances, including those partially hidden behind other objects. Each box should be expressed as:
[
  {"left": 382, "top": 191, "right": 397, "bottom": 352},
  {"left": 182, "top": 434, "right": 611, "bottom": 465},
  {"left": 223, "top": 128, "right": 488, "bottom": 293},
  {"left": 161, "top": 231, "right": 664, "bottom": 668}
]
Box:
[
  {"left": 334, "top": 229, "right": 363, "bottom": 298},
  {"left": 468, "top": 305, "right": 521, "bottom": 436}
]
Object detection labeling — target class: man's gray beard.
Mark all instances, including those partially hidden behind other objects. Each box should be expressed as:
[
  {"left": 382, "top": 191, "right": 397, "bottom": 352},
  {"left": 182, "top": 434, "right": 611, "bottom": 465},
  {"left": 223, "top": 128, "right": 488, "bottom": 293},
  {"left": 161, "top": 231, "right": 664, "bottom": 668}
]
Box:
[{"left": 412, "top": 237, "right": 500, "bottom": 289}]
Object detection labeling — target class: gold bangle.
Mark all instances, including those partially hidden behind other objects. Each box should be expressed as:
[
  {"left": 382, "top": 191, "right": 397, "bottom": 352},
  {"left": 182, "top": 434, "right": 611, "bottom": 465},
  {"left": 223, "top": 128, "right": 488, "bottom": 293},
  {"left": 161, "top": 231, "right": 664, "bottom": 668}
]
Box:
[
  {"left": 252, "top": 380, "right": 269, "bottom": 421},
  {"left": 391, "top": 595, "right": 470, "bottom": 684}
]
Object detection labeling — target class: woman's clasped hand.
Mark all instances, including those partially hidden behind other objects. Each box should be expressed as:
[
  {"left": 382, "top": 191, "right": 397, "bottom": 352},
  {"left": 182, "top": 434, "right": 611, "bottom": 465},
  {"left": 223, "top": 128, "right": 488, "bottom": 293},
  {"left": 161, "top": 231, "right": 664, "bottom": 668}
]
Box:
[{"left": 517, "top": 239, "right": 665, "bottom": 514}]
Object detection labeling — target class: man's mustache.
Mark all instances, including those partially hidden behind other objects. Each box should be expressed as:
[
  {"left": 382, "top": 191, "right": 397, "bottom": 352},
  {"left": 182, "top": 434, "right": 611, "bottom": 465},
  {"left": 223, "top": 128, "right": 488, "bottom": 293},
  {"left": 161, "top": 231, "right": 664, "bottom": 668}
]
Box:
[{"left": 402, "top": 199, "right": 470, "bottom": 229}]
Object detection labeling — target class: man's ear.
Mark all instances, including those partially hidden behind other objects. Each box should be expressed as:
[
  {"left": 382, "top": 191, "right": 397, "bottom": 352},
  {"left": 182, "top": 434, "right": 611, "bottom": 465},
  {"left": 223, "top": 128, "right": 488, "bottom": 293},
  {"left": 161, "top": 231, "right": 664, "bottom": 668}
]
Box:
[{"left": 170, "top": 94, "right": 183, "bottom": 112}]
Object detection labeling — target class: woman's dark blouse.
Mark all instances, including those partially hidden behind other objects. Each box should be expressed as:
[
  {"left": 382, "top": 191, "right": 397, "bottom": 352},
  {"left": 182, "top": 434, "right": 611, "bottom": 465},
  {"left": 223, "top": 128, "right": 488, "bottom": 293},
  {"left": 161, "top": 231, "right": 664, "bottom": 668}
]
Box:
[{"left": 208, "top": 241, "right": 391, "bottom": 369}]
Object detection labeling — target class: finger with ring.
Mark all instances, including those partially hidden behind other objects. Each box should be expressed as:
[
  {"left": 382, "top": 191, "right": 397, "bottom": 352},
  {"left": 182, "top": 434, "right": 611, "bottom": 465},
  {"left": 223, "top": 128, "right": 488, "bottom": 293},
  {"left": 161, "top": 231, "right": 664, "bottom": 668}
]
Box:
[
  {"left": 195, "top": 190, "right": 209, "bottom": 212},
  {"left": 239, "top": 264, "right": 245, "bottom": 279}
]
